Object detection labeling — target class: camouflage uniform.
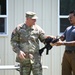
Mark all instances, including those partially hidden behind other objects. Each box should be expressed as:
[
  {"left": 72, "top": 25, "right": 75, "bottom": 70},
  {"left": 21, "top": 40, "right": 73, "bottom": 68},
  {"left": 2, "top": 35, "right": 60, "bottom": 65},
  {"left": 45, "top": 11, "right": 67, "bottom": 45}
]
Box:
[{"left": 11, "top": 23, "right": 46, "bottom": 75}]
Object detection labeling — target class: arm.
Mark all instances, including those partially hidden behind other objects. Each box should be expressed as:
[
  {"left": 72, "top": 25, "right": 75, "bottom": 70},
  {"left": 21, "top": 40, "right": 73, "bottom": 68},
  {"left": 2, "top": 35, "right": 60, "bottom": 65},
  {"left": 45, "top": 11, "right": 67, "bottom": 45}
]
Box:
[
  {"left": 10, "top": 27, "right": 21, "bottom": 54},
  {"left": 57, "top": 40, "right": 75, "bottom": 46},
  {"left": 11, "top": 27, "right": 26, "bottom": 59},
  {"left": 55, "top": 35, "right": 75, "bottom": 46}
]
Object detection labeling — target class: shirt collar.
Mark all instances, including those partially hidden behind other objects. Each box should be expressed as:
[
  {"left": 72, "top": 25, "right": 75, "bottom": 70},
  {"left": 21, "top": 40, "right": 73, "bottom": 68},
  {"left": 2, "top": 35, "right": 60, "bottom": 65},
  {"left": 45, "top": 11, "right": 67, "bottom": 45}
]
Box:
[{"left": 72, "top": 25, "right": 75, "bottom": 28}]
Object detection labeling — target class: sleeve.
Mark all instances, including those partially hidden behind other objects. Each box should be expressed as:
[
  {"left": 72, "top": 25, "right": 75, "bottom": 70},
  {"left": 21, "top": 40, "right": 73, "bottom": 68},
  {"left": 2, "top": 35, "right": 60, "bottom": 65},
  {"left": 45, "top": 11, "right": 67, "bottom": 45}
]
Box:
[
  {"left": 38, "top": 26, "right": 46, "bottom": 42},
  {"left": 10, "top": 27, "right": 21, "bottom": 54},
  {"left": 60, "top": 29, "right": 66, "bottom": 41}
]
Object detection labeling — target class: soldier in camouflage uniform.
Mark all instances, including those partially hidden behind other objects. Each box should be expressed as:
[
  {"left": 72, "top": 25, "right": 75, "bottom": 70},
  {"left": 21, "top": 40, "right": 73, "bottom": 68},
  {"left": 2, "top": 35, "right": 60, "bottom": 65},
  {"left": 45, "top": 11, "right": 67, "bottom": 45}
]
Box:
[{"left": 10, "top": 11, "right": 49, "bottom": 75}]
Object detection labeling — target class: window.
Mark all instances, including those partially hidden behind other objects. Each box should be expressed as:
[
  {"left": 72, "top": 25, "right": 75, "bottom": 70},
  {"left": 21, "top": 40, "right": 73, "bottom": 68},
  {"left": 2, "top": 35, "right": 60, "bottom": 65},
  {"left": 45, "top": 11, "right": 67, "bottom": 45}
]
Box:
[
  {"left": 59, "top": 0, "right": 75, "bottom": 33},
  {"left": 0, "top": 0, "right": 8, "bottom": 36}
]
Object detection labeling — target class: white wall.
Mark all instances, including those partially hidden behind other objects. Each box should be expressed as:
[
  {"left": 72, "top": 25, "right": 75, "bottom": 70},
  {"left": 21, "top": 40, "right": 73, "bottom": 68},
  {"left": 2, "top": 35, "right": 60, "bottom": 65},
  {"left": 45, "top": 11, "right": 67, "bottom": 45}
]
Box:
[{"left": 0, "top": 0, "right": 65, "bottom": 75}]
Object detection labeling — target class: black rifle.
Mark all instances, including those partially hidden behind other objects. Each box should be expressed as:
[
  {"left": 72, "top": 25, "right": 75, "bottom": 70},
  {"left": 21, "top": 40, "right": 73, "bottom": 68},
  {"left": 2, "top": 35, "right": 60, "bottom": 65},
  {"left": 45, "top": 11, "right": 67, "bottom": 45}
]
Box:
[{"left": 39, "top": 37, "right": 59, "bottom": 56}]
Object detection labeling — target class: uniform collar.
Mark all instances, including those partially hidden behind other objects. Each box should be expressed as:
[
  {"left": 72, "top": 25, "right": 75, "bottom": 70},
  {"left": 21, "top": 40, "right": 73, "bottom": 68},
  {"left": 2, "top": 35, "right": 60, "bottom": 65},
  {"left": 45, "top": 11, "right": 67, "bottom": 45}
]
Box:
[{"left": 24, "top": 23, "right": 34, "bottom": 30}]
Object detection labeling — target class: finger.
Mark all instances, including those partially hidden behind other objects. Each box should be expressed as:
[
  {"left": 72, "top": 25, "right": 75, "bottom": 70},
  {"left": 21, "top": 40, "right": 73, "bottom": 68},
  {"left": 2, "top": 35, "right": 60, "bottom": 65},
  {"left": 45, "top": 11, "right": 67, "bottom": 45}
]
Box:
[
  {"left": 50, "top": 43, "right": 55, "bottom": 46},
  {"left": 19, "top": 53, "right": 25, "bottom": 60},
  {"left": 29, "top": 54, "right": 33, "bottom": 59}
]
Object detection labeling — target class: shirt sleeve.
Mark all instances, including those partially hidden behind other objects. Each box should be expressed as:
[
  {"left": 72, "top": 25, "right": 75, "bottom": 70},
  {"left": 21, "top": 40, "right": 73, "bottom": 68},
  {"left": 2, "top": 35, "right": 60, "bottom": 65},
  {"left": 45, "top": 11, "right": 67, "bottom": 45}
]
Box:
[
  {"left": 37, "top": 26, "right": 46, "bottom": 42},
  {"left": 10, "top": 27, "right": 21, "bottom": 54},
  {"left": 60, "top": 29, "right": 66, "bottom": 41}
]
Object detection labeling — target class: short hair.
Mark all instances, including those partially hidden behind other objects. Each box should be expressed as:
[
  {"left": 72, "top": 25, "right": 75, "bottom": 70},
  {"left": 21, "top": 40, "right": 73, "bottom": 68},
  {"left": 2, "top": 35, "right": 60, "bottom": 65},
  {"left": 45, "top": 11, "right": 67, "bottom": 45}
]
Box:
[{"left": 69, "top": 10, "right": 75, "bottom": 16}]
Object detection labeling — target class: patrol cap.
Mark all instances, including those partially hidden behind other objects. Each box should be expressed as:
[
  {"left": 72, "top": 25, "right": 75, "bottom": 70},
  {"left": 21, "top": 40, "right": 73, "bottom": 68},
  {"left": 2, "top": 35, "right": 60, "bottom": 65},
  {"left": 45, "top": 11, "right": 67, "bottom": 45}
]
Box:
[{"left": 26, "top": 11, "right": 38, "bottom": 19}]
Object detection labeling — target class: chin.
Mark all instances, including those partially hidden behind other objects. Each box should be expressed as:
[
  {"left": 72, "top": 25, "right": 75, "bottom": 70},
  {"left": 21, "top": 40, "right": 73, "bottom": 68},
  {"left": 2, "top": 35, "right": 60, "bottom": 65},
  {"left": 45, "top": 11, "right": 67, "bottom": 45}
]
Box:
[
  {"left": 70, "top": 22, "right": 73, "bottom": 24},
  {"left": 33, "top": 23, "right": 35, "bottom": 25}
]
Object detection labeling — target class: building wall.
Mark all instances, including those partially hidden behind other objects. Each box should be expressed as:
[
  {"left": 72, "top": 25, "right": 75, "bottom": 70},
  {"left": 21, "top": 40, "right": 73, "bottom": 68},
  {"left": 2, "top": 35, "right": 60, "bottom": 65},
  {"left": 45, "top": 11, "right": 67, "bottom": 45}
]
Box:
[{"left": 0, "top": 0, "right": 65, "bottom": 75}]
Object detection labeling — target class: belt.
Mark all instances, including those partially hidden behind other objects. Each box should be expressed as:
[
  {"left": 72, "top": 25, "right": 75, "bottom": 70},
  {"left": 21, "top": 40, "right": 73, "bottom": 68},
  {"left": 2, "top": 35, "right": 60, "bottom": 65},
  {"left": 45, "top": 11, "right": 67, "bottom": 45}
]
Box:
[{"left": 65, "top": 50, "right": 75, "bottom": 53}]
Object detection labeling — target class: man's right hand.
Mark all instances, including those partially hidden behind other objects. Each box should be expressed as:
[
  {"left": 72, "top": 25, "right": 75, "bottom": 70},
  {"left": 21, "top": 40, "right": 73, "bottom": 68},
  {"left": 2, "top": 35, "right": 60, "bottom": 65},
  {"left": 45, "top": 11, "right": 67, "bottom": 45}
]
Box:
[
  {"left": 18, "top": 51, "right": 26, "bottom": 60},
  {"left": 50, "top": 39, "right": 63, "bottom": 46}
]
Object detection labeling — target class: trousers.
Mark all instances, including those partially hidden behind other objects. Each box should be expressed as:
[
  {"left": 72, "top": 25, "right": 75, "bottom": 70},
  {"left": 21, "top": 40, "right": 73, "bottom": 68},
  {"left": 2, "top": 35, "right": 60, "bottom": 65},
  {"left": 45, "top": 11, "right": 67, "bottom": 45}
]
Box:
[
  {"left": 62, "top": 50, "right": 75, "bottom": 75},
  {"left": 19, "top": 61, "right": 42, "bottom": 75}
]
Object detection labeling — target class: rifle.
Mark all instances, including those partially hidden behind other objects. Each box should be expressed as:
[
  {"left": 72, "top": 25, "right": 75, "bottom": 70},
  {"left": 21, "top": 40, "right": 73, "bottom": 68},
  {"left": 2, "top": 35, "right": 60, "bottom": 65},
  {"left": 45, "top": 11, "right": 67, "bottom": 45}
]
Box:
[{"left": 39, "top": 37, "right": 59, "bottom": 56}]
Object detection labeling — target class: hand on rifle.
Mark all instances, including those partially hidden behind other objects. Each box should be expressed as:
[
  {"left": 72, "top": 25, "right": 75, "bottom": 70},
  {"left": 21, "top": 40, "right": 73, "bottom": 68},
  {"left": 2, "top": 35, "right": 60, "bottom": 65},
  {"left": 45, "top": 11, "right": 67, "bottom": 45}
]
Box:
[{"left": 39, "top": 36, "right": 59, "bottom": 56}]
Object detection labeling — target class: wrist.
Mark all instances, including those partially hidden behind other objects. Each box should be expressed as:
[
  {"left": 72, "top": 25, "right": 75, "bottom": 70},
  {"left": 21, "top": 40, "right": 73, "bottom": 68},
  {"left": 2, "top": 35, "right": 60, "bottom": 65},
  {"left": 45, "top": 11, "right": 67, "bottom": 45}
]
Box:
[{"left": 62, "top": 42, "right": 65, "bottom": 45}]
